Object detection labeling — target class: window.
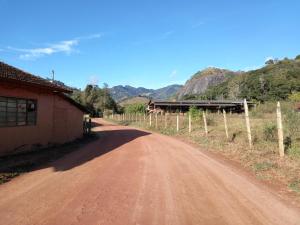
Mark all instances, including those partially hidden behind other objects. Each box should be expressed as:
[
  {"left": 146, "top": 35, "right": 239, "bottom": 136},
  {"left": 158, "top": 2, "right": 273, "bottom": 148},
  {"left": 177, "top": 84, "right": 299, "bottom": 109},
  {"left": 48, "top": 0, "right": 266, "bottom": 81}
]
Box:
[{"left": 0, "top": 96, "right": 37, "bottom": 127}]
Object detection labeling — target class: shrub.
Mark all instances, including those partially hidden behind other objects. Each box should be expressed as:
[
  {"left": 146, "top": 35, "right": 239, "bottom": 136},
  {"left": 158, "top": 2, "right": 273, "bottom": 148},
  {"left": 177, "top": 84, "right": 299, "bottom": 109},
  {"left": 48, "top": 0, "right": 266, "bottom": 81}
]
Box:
[
  {"left": 124, "top": 103, "right": 146, "bottom": 114},
  {"left": 263, "top": 123, "right": 277, "bottom": 141},
  {"left": 288, "top": 92, "right": 300, "bottom": 102},
  {"left": 188, "top": 106, "right": 202, "bottom": 120}
]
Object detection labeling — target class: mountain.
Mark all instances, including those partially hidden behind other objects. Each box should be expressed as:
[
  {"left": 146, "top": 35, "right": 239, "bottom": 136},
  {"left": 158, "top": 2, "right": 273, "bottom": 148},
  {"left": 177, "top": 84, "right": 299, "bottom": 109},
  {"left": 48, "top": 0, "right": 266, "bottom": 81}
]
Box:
[
  {"left": 118, "top": 96, "right": 150, "bottom": 106},
  {"left": 149, "top": 85, "right": 182, "bottom": 100},
  {"left": 109, "top": 84, "right": 182, "bottom": 102},
  {"left": 183, "top": 56, "right": 300, "bottom": 102},
  {"left": 177, "top": 67, "right": 240, "bottom": 99}
]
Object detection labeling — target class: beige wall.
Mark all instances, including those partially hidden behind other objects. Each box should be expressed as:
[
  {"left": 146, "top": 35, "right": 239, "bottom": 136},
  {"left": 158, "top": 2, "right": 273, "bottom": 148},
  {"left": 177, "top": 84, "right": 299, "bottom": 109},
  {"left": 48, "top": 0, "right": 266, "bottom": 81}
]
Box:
[{"left": 0, "top": 83, "right": 84, "bottom": 156}]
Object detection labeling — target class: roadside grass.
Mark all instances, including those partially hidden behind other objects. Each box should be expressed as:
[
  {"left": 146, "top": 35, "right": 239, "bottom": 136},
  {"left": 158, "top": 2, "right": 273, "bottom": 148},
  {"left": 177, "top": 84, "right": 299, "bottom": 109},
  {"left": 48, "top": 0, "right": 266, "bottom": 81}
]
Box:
[
  {"left": 289, "top": 180, "right": 300, "bottom": 193},
  {"left": 0, "top": 133, "right": 97, "bottom": 184},
  {"left": 108, "top": 105, "right": 300, "bottom": 196}
]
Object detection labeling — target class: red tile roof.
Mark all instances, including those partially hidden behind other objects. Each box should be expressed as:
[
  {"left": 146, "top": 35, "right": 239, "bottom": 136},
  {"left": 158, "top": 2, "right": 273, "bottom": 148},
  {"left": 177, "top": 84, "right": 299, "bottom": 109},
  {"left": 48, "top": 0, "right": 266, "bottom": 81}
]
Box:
[{"left": 0, "top": 61, "right": 72, "bottom": 93}]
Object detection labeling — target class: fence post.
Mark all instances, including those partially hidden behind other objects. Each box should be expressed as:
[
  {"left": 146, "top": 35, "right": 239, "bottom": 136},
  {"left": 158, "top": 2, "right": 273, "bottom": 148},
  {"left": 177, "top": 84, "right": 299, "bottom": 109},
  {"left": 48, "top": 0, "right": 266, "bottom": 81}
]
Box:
[
  {"left": 223, "top": 109, "right": 229, "bottom": 140},
  {"left": 149, "top": 113, "right": 152, "bottom": 127},
  {"left": 244, "top": 99, "right": 252, "bottom": 149},
  {"left": 203, "top": 111, "right": 208, "bottom": 136},
  {"left": 189, "top": 113, "right": 192, "bottom": 133},
  {"left": 165, "top": 113, "right": 167, "bottom": 129},
  {"left": 276, "top": 102, "right": 285, "bottom": 157},
  {"left": 155, "top": 113, "right": 158, "bottom": 128},
  {"left": 176, "top": 114, "right": 179, "bottom": 132}
]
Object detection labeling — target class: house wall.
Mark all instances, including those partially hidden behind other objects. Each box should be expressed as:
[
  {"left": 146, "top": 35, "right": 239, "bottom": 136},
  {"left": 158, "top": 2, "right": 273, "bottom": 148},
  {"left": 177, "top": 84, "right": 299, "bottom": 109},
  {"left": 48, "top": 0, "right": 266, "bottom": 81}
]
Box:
[{"left": 0, "top": 83, "right": 84, "bottom": 156}]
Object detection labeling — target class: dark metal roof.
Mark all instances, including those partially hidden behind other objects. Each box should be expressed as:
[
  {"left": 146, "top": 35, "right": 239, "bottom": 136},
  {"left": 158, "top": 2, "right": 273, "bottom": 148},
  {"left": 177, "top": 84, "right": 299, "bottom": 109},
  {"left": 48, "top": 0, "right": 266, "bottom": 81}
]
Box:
[
  {"left": 148, "top": 100, "right": 252, "bottom": 107},
  {"left": 0, "top": 61, "right": 72, "bottom": 93}
]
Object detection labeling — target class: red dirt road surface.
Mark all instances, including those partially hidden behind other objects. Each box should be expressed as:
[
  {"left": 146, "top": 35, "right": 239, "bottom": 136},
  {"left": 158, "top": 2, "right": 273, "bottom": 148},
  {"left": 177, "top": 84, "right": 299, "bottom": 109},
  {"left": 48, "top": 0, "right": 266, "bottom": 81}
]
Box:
[{"left": 0, "top": 119, "right": 300, "bottom": 225}]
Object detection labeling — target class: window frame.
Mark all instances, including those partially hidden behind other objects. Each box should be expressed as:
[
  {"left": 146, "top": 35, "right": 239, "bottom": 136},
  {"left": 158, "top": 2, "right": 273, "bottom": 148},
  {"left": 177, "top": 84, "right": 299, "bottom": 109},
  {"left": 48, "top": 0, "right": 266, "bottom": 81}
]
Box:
[{"left": 0, "top": 96, "right": 38, "bottom": 127}]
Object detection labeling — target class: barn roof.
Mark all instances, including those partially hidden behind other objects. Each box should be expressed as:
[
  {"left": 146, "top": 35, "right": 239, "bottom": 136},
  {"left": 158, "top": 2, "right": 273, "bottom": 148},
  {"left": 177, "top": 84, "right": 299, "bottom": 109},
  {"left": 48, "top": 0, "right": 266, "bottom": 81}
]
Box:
[
  {"left": 0, "top": 61, "right": 72, "bottom": 93},
  {"left": 148, "top": 100, "right": 249, "bottom": 107}
]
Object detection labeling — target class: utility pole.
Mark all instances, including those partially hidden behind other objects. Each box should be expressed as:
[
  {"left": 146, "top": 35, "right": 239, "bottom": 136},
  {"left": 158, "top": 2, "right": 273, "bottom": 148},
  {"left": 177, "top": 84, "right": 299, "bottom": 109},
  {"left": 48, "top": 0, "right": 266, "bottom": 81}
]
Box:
[{"left": 51, "top": 70, "right": 55, "bottom": 82}]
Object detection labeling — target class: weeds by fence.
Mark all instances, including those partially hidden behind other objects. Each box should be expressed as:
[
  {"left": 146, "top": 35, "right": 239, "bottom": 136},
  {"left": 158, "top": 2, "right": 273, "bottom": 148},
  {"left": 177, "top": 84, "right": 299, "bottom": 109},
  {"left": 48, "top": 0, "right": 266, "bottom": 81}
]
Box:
[{"left": 106, "top": 100, "right": 300, "bottom": 159}]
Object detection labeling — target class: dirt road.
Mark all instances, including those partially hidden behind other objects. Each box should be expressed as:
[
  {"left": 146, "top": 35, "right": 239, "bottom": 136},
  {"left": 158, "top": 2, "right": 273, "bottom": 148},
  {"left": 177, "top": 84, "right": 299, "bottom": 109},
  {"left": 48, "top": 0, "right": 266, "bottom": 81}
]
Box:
[{"left": 0, "top": 119, "right": 299, "bottom": 225}]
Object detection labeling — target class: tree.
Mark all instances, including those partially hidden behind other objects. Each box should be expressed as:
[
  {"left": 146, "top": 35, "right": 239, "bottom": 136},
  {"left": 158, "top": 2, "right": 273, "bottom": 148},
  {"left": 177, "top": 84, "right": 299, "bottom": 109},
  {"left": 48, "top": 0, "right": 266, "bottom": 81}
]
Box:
[
  {"left": 265, "top": 59, "right": 275, "bottom": 65},
  {"left": 70, "top": 84, "right": 119, "bottom": 117}
]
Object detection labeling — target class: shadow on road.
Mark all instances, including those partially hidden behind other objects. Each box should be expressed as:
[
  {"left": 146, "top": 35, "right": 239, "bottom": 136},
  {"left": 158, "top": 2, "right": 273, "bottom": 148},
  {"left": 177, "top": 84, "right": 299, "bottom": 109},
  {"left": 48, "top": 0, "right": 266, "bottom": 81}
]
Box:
[
  {"left": 0, "top": 120, "right": 150, "bottom": 182},
  {"left": 53, "top": 127, "right": 150, "bottom": 171}
]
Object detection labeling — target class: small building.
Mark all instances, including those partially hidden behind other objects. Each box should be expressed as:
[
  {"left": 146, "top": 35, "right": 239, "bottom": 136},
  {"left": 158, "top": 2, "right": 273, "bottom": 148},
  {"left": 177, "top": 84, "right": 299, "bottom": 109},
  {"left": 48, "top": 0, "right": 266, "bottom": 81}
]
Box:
[
  {"left": 0, "top": 62, "right": 87, "bottom": 156},
  {"left": 147, "top": 100, "right": 253, "bottom": 114}
]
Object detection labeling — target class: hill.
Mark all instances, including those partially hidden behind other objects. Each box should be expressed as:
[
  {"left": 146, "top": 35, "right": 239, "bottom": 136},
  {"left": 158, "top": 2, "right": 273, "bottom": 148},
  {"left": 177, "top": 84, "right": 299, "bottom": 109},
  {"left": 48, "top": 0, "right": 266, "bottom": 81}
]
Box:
[
  {"left": 109, "top": 84, "right": 182, "bottom": 102},
  {"left": 118, "top": 96, "right": 150, "bottom": 107},
  {"left": 177, "top": 67, "right": 240, "bottom": 99},
  {"left": 195, "top": 56, "right": 300, "bottom": 101}
]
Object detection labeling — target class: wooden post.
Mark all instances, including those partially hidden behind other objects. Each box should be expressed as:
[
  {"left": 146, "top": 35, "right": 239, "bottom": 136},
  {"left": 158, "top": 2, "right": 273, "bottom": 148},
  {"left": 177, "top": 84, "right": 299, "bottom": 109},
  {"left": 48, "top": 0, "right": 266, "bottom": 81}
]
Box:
[
  {"left": 244, "top": 99, "right": 252, "bottom": 149},
  {"left": 149, "top": 113, "right": 152, "bottom": 127},
  {"left": 165, "top": 113, "right": 167, "bottom": 129},
  {"left": 277, "top": 102, "right": 284, "bottom": 157},
  {"left": 223, "top": 109, "right": 229, "bottom": 140},
  {"left": 176, "top": 114, "right": 179, "bottom": 132},
  {"left": 155, "top": 113, "right": 158, "bottom": 128},
  {"left": 144, "top": 113, "right": 146, "bottom": 122},
  {"left": 203, "top": 111, "right": 208, "bottom": 136},
  {"left": 189, "top": 113, "right": 192, "bottom": 133}
]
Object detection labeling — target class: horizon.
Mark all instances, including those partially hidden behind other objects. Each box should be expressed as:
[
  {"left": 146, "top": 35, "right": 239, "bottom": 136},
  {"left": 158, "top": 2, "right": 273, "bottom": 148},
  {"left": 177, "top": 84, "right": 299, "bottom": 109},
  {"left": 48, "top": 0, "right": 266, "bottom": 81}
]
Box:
[{"left": 1, "top": 0, "right": 299, "bottom": 90}]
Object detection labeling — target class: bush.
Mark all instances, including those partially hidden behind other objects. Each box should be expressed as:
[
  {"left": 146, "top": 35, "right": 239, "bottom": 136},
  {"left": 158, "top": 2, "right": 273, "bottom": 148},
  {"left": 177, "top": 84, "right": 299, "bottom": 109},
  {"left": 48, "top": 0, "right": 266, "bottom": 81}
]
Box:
[
  {"left": 263, "top": 123, "right": 277, "bottom": 141},
  {"left": 188, "top": 106, "right": 202, "bottom": 120},
  {"left": 124, "top": 103, "right": 146, "bottom": 114},
  {"left": 288, "top": 92, "right": 300, "bottom": 102}
]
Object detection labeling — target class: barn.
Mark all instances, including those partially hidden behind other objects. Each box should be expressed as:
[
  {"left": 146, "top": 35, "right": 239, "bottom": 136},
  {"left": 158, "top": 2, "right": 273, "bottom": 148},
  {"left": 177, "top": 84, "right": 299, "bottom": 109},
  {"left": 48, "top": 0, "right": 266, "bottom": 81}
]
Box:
[{"left": 0, "top": 62, "right": 87, "bottom": 156}]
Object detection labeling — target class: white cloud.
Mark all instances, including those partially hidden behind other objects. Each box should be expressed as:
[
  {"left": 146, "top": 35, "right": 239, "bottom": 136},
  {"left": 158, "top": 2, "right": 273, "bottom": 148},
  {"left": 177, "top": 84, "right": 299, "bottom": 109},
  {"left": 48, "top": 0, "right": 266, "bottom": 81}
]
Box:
[
  {"left": 88, "top": 75, "right": 100, "bottom": 85},
  {"left": 7, "top": 33, "right": 101, "bottom": 60},
  {"left": 169, "top": 69, "right": 177, "bottom": 78}
]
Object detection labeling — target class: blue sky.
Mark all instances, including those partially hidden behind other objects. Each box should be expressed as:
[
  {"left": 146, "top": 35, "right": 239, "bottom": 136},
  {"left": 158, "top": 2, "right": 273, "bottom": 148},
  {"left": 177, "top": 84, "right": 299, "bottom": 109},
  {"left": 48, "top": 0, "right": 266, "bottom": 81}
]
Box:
[{"left": 0, "top": 0, "right": 300, "bottom": 89}]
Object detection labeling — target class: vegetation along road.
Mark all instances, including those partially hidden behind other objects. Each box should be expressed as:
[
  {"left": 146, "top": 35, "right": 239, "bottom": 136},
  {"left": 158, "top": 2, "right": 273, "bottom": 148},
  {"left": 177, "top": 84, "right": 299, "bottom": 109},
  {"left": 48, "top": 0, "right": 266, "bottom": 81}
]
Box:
[{"left": 0, "top": 119, "right": 299, "bottom": 225}]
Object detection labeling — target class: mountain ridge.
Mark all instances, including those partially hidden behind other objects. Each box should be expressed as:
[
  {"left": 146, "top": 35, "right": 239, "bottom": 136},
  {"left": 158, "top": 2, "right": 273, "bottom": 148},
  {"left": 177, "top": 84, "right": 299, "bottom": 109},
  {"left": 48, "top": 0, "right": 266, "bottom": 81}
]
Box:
[{"left": 109, "top": 84, "right": 182, "bottom": 102}]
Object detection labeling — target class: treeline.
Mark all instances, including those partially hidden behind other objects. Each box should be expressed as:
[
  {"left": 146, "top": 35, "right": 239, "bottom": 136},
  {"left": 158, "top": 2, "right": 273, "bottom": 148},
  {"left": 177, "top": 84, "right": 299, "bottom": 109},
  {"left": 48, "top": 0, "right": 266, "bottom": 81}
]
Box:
[
  {"left": 70, "top": 84, "right": 120, "bottom": 116},
  {"left": 184, "top": 55, "right": 300, "bottom": 102}
]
